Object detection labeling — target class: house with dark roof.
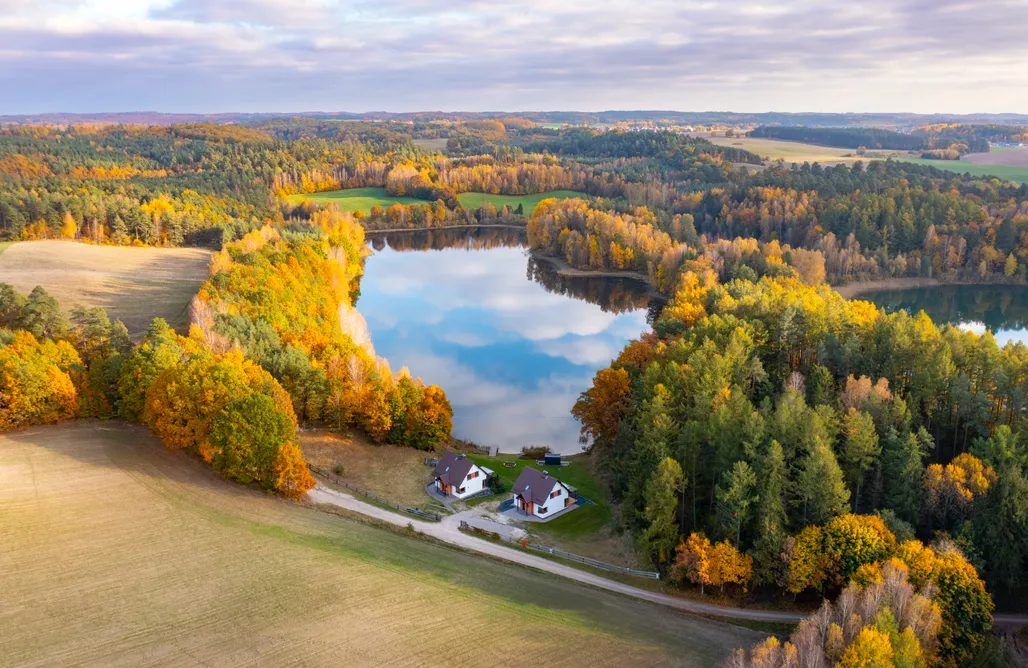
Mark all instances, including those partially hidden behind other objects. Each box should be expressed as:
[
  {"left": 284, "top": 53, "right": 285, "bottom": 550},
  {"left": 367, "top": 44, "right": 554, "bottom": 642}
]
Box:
[
  {"left": 432, "top": 451, "right": 493, "bottom": 499},
  {"left": 510, "top": 466, "right": 575, "bottom": 518}
]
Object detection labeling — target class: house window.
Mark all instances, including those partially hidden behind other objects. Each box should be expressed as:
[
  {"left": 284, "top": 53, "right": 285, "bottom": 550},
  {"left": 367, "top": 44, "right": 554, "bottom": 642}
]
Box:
[
  {"left": 459, "top": 487, "right": 466, "bottom": 494},
  {"left": 468, "top": 471, "right": 478, "bottom": 480},
  {"left": 550, "top": 490, "right": 560, "bottom": 499},
  {"left": 538, "top": 506, "right": 547, "bottom": 514}
]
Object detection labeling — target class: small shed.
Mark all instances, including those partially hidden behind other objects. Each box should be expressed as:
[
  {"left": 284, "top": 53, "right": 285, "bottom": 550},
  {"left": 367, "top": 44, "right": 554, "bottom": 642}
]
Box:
[{"left": 544, "top": 453, "right": 561, "bottom": 467}]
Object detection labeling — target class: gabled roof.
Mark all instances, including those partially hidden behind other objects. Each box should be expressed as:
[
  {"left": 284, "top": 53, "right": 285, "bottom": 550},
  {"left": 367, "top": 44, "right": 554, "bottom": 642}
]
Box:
[
  {"left": 433, "top": 451, "right": 477, "bottom": 486},
  {"left": 511, "top": 467, "right": 567, "bottom": 506}
]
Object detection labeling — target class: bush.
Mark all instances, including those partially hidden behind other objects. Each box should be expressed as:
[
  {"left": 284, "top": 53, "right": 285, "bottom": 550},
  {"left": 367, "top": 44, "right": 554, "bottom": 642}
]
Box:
[
  {"left": 334, "top": 463, "right": 345, "bottom": 476},
  {"left": 520, "top": 445, "right": 549, "bottom": 459}
]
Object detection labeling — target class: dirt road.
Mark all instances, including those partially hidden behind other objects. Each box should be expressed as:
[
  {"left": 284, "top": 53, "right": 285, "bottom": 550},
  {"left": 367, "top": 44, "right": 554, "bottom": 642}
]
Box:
[{"left": 308, "top": 485, "right": 807, "bottom": 624}]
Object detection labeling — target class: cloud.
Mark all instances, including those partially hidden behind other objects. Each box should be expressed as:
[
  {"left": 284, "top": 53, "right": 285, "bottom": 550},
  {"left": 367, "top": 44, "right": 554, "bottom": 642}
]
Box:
[{"left": 1, "top": 0, "right": 1027, "bottom": 112}]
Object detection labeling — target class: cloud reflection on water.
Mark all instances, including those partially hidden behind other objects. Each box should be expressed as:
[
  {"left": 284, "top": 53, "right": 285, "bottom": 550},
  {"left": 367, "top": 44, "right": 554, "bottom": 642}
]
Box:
[{"left": 359, "top": 241, "right": 651, "bottom": 454}]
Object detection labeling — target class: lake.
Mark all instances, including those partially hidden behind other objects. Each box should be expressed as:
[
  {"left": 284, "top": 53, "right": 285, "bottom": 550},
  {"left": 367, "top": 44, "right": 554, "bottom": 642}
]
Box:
[
  {"left": 857, "top": 283, "right": 1028, "bottom": 346},
  {"left": 358, "top": 227, "right": 658, "bottom": 454}
]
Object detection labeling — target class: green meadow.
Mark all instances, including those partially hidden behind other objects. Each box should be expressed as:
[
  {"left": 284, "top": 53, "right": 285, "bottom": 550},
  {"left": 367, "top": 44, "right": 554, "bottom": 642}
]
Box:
[
  {"left": 288, "top": 187, "right": 588, "bottom": 215},
  {"left": 285, "top": 187, "right": 425, "bottom": 214},
  {"left": 457, "top": 190, "right": 586, "bottom": 214},
  {"left": 889, "top": 158, "right": 1028, "bottom": 184}
]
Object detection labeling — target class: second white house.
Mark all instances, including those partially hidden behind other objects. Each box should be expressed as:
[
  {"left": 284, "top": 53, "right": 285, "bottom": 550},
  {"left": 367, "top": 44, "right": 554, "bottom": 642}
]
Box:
[{"left": 511, "top": 466, "right": 575, "bottom": 518}]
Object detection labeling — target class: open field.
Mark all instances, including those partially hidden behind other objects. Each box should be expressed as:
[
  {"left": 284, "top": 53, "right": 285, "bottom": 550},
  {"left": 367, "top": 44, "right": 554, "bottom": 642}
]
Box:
[
  {"left": 0, "top": 241, "right": 211, "bottom": 337},
  {"left": 300, "top": 428, "right": 433, "bottom": 507},
  {"left": 285, "top": 187, "right": 426, "bottom": 214},
  {"left": 413, "top": 137, "right": 449, "bottom": 151},
  {"left": 0, "top": 421, "right": 762, "bottom": 667},
  {"left": 457, "top": 190, "right": 586, "bottom": 214},
  {"left": 706, "top": 135, "right": 863, "bottom": 164},
  {"left": 889, "top": 157, "right": 1028, "bottom": 184},
  {"left": 963, "top": 147, "right": 1028, "bottom": 167},
  {"left": 288, "top": 187, "right": 588, "bottom": 215}
]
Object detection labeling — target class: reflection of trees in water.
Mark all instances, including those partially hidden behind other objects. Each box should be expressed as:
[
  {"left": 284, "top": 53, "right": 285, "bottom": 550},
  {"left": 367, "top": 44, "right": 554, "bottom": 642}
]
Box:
[
  {"left": 863, "top": 285, "right": 1028, "bottom": 332},
  {"left": 526, "top": 255, "right": 656, "bottom": 316},
  {"left": 368, "top": 226, "right": 525, "bottom": 252},
  {"left": 366, "top": 226, "right": 661, "bottom": 318}
]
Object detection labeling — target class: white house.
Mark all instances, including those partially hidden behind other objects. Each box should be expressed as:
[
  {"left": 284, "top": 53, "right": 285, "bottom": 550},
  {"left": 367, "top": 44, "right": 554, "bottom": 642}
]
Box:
[
  {"left": 511, "top": 467, "right": 575, "bottom": 518},
  {"left": 432, "top": 451, "right": 493, "bottom": 499}
]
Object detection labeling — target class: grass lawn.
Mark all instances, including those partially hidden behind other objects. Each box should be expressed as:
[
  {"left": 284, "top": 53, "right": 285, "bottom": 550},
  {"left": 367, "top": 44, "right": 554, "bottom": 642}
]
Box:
[
  {"left": 286, "top": 187, "right": 426, "bottom": 214},
  {"left": 0, "top": 240, "right": 211, "bottom": 338},
  {"left": 300, "top": 429, "right": 433, "bottom": 508},
  {"left": 467, "top": 453, "right": 611, "bottom": 540},
  {"left": 457, "top": 190, "right": 587, "bottom": 215},
  {"left": 889, "top": 157, "right": 1028, "bottom": 184},
  {"left": 0, "top": 421, "right": 764, "bottom": 666}
]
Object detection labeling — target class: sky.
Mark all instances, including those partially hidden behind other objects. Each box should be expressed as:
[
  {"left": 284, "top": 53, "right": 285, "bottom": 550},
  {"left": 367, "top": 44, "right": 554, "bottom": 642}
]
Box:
[{"left": 2, "top": 0, "right": 1027, "bottom": 114}]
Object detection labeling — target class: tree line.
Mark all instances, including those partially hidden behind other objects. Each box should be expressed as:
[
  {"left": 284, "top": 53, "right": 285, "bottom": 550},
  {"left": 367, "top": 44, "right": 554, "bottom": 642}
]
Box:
[{"left": 571, "top": 274, "right": 1028, "bottom": 665}]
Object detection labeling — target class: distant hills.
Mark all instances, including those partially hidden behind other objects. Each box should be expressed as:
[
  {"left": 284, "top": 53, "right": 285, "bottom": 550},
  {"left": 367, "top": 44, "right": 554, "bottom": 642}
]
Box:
[{"left": 5, "top": 110, "right": 1028, "bottom": 129}]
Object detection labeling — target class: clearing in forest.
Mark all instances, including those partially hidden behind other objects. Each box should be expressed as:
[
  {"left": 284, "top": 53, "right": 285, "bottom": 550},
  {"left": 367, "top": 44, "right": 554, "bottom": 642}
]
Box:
[
  {"left": 705, "top": 135, "right": 862, "bottom": 164},
  {"left": 0, "top": 241, "right": 211, "bottom": 337},
  {"left": 456, "top": 190, "right": 586, "bottom": 214},
  {"left": 286, "top": 186, "right": 425, "bottom": 214},
  {"left": 0, "top": 421, "right": 763, "bottom": 667},
  {"left": 287, "top": 187, "right": 588, "bottom": 215}
]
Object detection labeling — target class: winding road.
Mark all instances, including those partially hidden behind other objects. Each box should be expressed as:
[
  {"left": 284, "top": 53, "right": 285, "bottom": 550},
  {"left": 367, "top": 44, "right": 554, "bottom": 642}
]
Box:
[{"left": 308, "top": 484, "right": 1028, "bottom": 627}]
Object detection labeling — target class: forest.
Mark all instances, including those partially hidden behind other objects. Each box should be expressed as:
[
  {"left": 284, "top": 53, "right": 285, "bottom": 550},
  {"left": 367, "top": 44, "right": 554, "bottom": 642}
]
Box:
[
  {"left": 4, "top": 116, "right": 1028, "bottom": 665},
  {"left": 572, "top": 273, "right": 1028, "bottom": 665}
]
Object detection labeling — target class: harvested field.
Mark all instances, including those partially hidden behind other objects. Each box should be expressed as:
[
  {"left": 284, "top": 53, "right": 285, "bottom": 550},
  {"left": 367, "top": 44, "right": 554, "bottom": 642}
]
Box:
[
  {"left": 963, "top": 148, "right": 1028, "bottom": 167},
  {"left": 0, "top": 241, "right": 211, "bottom": 337},
  {"left": 0, "top": 421, "right": 763, "bottom": 667},
  {"left": 300, "top": 428, "right": 432, "bottom": 506},
  {"left": 413, "top": 137, "right": 449, "bottom": 151},
  {"left": 705, "top": 135, "right": 861, "bottom": 164}
]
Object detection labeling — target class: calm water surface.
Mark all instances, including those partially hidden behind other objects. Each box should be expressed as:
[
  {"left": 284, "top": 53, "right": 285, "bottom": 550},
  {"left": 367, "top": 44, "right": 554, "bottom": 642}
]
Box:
[
  {"left": 858, "top": 284, "right": 1028, "bottom": 345},
  {"left": 359, "top": 228, "right": 657, "bottom": 454}
]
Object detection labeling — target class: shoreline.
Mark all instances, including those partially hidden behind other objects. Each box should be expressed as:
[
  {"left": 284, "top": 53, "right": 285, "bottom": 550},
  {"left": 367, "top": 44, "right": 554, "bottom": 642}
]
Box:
[
  {"left": 832, "top": 277, "right": 942, "bottom": 298},
  {"left": 530, "top": 250, "right": 653, "bottom": 283},
  {"left": 364, "top": 223, "right": 527, "bottom": 234},
  {"left": 833, "top": 277, "right": 1028, "bottom": 299}
]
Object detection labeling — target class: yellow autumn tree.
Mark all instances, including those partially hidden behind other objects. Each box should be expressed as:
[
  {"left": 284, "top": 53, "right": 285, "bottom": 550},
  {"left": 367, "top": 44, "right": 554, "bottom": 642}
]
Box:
[
  {"left": 670, "top": 532, "right": 711, "bottom": 594},
  {"left": 924, "top": 453, "right": 996, "bottom": 528},
  {"left": 838, "top": 627, "right": 894, "bottom": 667},
  {"left": 60, "top": 211, "right": 77, "bottom": 239},
  {"left": 706, "top": 540, "right": 753, "bottom": 593}
]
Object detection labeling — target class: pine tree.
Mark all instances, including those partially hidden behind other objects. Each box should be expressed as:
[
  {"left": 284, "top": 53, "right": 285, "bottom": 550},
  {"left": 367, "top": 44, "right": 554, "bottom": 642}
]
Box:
[
  {"left": 841, "top": 408, "right": 880, "bottom": 511},
  {"left": 796, "top": 442, "right": 850, "bottom": 526},
  {"left": 639, "top": 457, "right": 684, "bottom": 565},
  {"left": 883, "top": 428, "right": 929, "bottom": 525},
  {"left": 716, "top": 459, "right": 757, "bottom": 547},
  {"left": 751, "top": 440, "right": 789, "bottom": 586}
]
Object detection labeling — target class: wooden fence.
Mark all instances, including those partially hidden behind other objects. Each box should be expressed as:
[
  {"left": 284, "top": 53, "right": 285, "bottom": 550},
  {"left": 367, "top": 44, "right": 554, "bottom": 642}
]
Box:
[
  {"left": 459, "top": 521, "right": 659, "bottom": 579},
  {"left": 309, "top": 464, "right": 442, "bottom": 522}
]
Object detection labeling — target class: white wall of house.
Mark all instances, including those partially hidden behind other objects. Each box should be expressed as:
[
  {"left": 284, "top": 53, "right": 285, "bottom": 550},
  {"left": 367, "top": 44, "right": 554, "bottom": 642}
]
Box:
[
  {"left": 454, "top": 466, "right": 487, "bottom": 499},
  {"left": 515, "top": 482, "right": 571, "bottom": 517},
  {"left": 437, "top": 465, "right": 488, "bottom": 499},
  {"left": 533, "top": 482, "right": 570, "bottom": 516}
]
